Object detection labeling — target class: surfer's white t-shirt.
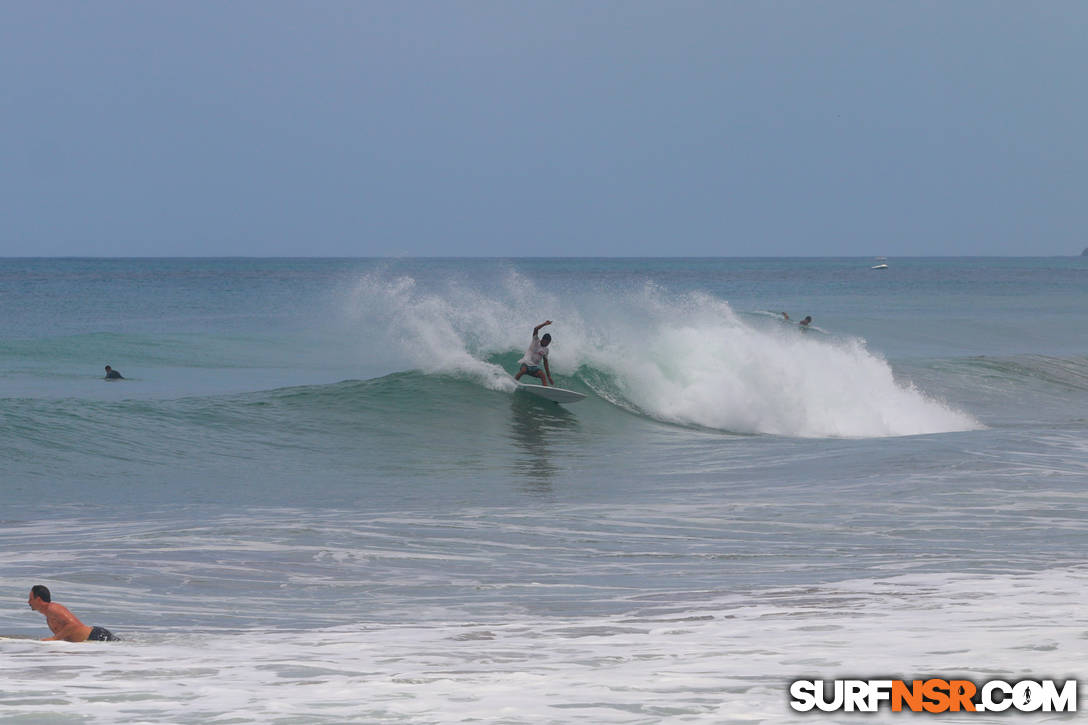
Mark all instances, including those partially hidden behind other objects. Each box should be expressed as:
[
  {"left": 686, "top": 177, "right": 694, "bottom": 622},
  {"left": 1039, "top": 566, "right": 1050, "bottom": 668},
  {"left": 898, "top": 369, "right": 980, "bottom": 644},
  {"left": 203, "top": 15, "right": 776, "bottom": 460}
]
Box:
[{"left": 519, "top": 337, "right": 549, "bottom": 367}]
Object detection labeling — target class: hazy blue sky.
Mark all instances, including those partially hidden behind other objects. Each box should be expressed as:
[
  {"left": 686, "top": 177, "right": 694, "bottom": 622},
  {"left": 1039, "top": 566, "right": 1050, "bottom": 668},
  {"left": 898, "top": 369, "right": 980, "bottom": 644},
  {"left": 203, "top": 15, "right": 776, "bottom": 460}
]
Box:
[{"left": 2, "top": 1, "right": 1085, "bottom": 256}]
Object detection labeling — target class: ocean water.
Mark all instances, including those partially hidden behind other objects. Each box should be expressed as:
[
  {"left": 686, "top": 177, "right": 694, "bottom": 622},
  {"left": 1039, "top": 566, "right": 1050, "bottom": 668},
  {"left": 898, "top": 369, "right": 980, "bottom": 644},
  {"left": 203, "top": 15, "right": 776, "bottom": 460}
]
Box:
[{"left": 1, "top": 257, "right": 1085, "bottom": 723}]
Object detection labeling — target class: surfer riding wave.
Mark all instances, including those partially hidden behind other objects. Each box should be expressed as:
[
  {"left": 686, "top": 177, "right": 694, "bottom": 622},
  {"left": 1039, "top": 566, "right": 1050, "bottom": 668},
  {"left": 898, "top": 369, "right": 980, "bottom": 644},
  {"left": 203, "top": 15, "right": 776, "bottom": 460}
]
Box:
[{"left": 514, "top": 320, "right": 553, "bottom": 386}]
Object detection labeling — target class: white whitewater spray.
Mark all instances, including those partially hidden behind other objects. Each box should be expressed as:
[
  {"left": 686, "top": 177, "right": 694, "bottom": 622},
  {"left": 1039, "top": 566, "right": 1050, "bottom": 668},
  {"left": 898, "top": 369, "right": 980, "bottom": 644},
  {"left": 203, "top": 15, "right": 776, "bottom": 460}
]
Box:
[
  {"left": 341, "top": 269, "right": 535, "bottom": 391},
  {"left": 343, "top": 270, "right": 980, "bottom": 438}
]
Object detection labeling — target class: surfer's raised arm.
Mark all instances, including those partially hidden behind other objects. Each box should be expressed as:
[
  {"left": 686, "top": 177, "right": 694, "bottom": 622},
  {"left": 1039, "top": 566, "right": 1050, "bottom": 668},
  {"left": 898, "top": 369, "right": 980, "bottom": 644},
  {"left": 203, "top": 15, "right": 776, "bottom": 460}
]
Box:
[{"left": 533, "top": 320, "right": 552, "bottom": 336}]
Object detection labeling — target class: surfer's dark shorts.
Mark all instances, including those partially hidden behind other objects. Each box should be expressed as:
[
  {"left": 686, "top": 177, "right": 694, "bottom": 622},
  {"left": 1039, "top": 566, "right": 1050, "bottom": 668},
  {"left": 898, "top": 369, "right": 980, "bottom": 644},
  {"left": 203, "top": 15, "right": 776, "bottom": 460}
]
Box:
[
  {"left": 87, "top": 626, "right": 117, "bottom": 642},
  {"left": 522, "top": 365, "right": 541, "bottom": 374}
]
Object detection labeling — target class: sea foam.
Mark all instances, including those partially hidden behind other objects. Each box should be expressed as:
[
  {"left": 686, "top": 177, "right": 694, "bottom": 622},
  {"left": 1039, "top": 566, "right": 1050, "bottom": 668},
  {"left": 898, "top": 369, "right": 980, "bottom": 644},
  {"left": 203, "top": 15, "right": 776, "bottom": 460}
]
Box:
[
  {"left": 3, "top": 565, "right": 1083, "bottom": 724},
  {"left": 344, "top": 271, "right": 980, "bottom": 438}
]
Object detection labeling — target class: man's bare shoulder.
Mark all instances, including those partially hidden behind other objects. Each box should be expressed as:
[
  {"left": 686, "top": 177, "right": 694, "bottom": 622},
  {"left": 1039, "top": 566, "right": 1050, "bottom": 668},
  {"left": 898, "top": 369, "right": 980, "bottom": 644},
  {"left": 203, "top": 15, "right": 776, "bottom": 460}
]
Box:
[{"left": 46, "top": 603, "right": 83, "bottom": 623}]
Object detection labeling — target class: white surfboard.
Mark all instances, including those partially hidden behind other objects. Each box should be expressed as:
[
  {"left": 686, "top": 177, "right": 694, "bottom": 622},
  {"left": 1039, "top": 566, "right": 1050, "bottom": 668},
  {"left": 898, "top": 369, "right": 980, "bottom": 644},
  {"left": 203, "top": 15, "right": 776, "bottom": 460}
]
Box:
[{"left": 516, "top": 382, "right": 586, "bottom": 404}]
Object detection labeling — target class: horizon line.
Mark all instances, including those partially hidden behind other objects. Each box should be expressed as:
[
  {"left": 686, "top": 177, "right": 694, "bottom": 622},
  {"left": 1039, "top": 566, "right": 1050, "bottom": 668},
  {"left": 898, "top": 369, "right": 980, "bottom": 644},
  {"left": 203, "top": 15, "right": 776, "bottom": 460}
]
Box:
[{"left": 1, "top": 254, "right": 1085, "bottom": 260}]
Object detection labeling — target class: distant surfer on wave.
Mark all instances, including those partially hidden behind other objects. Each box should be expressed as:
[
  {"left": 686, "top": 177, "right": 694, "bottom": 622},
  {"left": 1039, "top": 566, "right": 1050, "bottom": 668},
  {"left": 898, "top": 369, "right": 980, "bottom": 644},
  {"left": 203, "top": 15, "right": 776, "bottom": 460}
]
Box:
[
  {"left": 514, "top": 320, "right": 554, "bottom": 386},
  {"left": 799, "top": 315, "right": 812, "bottom": 328},
  {"left": 28, "top": 585, "right": 118, "bottom": 642},
  {"left": 104, "top": 365, "right": 123, "bottom": 380}
]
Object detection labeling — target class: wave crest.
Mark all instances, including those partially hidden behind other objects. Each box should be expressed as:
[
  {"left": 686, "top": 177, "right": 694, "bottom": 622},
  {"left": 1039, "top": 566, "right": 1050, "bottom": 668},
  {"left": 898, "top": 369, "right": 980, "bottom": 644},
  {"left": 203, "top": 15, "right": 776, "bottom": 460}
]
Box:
[{"left": 341, "top": 272, "right": 980, "bottom": 438}]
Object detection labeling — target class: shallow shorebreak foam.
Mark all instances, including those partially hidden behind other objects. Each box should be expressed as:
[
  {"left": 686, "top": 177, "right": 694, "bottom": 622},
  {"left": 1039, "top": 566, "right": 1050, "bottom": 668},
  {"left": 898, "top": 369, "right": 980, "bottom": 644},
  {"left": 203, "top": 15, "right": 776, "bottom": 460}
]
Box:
[{"left": 3, "top": 565, "right": 1083, "bottom": 724}]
